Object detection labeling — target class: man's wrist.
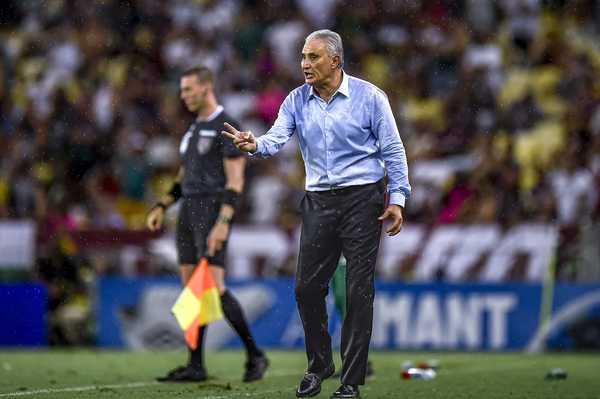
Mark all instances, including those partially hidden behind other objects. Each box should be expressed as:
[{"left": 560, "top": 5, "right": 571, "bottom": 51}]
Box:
[
  {"left": 248, "top": 138, "right": 261, "bottom": 156},
  {"left": 248, "top": 132, "right": 258, "bottom": 153},
  {"left": 388, "top": 192, "right": 406, "bottom": 208},
  {"left": 217, "top": 214, "right": 232, "bottom": 225},
  {"left": 167, "top": 182, "right": 182, "bottom": 202}
]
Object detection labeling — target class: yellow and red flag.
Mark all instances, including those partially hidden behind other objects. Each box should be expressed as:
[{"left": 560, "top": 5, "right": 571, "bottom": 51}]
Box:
[{"left": 171, "top": 258, "right": 223, "bottom": 349}]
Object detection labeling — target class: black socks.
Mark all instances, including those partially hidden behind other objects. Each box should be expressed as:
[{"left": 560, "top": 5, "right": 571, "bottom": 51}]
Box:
[
  {"left": 187, "top": 290, "right": 262, "bottom": 368},
  {"left": 220, "top": 290, "right": 263, "bottom": 358},
  {"left": 188, "top": 325, "right": 207, "bottom": 369}
]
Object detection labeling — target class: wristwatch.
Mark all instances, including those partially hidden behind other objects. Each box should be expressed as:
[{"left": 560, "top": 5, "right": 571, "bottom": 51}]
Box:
[{"left": 217, "top": 215, "right": 232, "bottom": 224}]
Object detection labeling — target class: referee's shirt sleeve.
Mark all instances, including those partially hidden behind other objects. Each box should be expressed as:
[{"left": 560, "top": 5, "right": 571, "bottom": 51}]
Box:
[
  {"left": 252, "top": 92, "right": 296, "bottom": 158},
  {"left": 372, "top": 89, "right": 411, "bottom": 208}
]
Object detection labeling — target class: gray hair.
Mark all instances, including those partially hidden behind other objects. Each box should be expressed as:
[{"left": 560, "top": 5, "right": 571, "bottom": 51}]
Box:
[{"left": 304, "top": 29, "right": 344, "bottom": 68}]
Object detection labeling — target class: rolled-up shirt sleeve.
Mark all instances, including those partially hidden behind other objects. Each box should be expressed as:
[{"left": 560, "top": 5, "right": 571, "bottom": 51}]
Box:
[
  {"left": 253, "top": 93, "right": 296, "bottom": 158},
  {"left": 371, "top": 90, "right": 411, "bottom": 207}
]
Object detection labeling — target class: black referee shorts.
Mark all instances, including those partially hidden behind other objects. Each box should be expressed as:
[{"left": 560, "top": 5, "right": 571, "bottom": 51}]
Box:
[{"left": 176, "top": 195, "right": 228, "bottom": 268}]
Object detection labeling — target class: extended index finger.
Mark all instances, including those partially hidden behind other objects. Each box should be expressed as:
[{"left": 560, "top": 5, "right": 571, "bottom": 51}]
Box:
[
  {"left": 223, "top": 122, "right": 239, "bottom": 135},
  {"left": 221, "top": 130, "right": 238, "bottom": 141}
]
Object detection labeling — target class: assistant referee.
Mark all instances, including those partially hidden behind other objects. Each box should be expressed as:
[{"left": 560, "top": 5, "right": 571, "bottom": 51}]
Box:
[{"left": 146, "top": 66, "right": 268, "bottom": 383}]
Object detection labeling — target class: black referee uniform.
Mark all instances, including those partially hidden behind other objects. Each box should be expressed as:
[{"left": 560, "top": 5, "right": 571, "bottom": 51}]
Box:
[
  {"left": 176, "top": 106, "right": 243, "bottom": 267},
  {"left": 168, "top": 105, "right": 267, "bottom": 383}
]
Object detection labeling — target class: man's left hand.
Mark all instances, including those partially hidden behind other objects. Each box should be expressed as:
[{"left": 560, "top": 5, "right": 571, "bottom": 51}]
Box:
[
  {"left": 207, "top": 221, "right": 229, "bottom": 256},
  {"left": 378, "top": 204, "right": 404, "bottom": 236}
]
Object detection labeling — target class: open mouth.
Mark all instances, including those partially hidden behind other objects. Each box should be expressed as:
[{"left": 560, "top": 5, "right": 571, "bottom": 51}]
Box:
[{"left": 304, "top": 72, "right": 314, "bottom": 79}]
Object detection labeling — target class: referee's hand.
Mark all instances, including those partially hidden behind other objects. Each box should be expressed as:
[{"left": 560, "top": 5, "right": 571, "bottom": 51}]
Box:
[
  {"left": 221, "top": 122, "right": 257, "bottom": 153},
  {"left": 146, "top": 206, "right": 164, "bottom": 231}
]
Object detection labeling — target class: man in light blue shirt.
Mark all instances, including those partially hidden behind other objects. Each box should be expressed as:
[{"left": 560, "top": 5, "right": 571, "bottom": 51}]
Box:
[{"left": 223, "top": 29, "right": 410, "bottom": 399}]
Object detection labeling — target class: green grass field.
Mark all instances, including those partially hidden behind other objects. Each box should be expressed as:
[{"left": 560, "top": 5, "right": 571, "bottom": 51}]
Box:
[{"left": 0, "top": 350, "right": 599, "bottom": 398}]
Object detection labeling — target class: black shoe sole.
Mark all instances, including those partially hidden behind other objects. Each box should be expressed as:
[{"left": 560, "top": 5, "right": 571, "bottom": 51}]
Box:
[
  {"left": 155, "top": 369, "right": 208, "bottom": 383},
  {"left": 296, "top": 386, "right": 321, "bottom": 398},
  {"left": 330, "top": 387, "right": 360, "bottom": 398},
  {"left": 156, "top": 377, "right": 208, "bottom": 383}
]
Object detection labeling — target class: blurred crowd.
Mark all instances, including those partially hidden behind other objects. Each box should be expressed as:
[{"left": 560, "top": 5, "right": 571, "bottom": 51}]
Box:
[{"left": 2, "top": 0, "right": 600, "bottom": 342}]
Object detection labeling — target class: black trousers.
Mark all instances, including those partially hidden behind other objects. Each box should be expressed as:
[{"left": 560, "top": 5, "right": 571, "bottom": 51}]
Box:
[{"left": 295, "top": 179, "right": 385, "bottom": 386}]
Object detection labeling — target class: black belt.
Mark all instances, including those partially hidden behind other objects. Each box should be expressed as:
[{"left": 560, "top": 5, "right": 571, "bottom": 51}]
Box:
[{"left": 309, "top": 179, "right": 384, "bottom": 196}]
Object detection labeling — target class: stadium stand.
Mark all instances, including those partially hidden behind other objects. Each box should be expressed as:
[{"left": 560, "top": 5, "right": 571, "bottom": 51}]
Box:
[{"left": 1, "top": 0, "right": 599, "bottom": 345}]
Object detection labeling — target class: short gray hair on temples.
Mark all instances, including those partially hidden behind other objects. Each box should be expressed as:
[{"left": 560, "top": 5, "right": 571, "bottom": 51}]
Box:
[{"left": 305, "top": 29, "right": 344, "bottom": 68}]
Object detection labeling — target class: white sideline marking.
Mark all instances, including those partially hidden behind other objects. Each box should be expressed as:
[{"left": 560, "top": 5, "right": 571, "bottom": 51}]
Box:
[
  {"left": 0, "top": 372, "right": 297, "bottom": 398},
  {"left": 0, "top": 382, "right": 158, "bottom": 397},
  {"left": 204, "top": 389, "right": 285, "bottom": 399}
]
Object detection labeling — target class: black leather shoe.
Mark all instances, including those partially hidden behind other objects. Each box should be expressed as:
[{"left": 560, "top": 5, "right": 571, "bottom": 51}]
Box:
[
  {"left": 331, "top": 384, "right": 360, "bottom": 398},
  {"left": 243, "top": 355, "right": 269, "bottom": 382},
  {"left": 296, "top": 365, "right": 335, "bottom": 397},
  {"left": 156, "top": 365, "right": 207, "bottom": 382},
  {"left": 296, "top": 373, "right": 323, "bottom": 397}
]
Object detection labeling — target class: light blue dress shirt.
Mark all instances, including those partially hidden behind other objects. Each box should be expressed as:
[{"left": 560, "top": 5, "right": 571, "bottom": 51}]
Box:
[{"left": 253, "top": 72, "right": 411, "bottom": 207}]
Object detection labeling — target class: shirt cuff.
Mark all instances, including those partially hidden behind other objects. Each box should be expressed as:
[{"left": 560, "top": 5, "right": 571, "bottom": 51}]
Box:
[
  {"left": 389, "top": 192, "right": 406, "bottom": 208},
  {"left": 247, "top": 139, "right": 263, "bottom": 157}
]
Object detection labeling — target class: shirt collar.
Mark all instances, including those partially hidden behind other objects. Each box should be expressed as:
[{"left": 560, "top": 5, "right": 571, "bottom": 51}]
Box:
[
  {"left": 308, "top": 70, "right": 350, "bottom": 100},
  {"left": 197, "top": 105, "right": 224, "bottom": 122},
  {"left": 337, "top": 71, "right": 350, "bottom": 97}
]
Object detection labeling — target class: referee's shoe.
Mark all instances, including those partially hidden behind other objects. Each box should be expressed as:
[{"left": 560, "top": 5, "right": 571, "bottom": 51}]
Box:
[
  {"left": 156, "top": 364, "right": 207, "bottom": 382},
  {"left": 243, "top": 354, "right": 269, "bottom": 382}
]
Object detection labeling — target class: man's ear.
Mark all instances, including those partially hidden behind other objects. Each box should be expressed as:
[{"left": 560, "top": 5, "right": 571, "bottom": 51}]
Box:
[
  {"left": 201, "top": 84, "right": 211, "bottom": 98},
  {"left": 332, "top": 55, "right": 340, "bottom": 69}
]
